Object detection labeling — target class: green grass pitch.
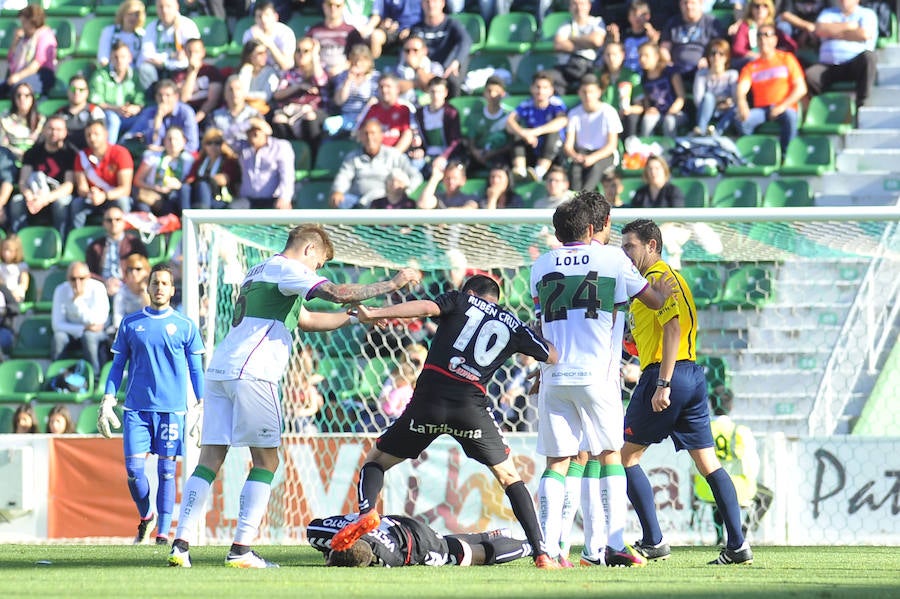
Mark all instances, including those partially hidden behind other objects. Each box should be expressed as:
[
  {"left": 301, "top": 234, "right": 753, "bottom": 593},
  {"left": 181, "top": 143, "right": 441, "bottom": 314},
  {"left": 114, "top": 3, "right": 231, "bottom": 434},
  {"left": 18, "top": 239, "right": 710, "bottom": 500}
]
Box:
[{"left": 1, "top": 545, "right": 898, "bottom": 598}]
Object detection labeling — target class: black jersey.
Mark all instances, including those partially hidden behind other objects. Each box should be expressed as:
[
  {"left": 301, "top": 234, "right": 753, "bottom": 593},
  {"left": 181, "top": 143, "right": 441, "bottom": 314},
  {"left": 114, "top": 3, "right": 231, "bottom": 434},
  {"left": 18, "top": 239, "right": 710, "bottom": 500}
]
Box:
[
  {"left": 308, "top": 514, "right": 449, "bottom": 567},
  {"left": 423, "top": 291, "right": 551, "bottom": 392}
]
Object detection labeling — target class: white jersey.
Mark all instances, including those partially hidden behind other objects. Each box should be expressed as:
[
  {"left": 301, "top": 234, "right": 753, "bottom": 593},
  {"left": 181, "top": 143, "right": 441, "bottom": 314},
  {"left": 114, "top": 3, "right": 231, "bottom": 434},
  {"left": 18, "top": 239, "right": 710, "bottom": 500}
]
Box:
[
  {"left": 531, "top": 242, "right": 647, "bottom": 386},
  {"left": 206, "top": 255, "right": 326, "bottom": 382}
]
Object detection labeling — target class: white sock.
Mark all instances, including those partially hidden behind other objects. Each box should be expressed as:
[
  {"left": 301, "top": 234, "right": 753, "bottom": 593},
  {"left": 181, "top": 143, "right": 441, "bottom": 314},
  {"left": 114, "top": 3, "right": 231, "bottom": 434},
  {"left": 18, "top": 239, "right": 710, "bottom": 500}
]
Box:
[
  {"left": 537, "top": 470, "right": 566, "bottom": 558},
  {"left": 559, "top": 465, "right": 583, "bottom": 556},
  {"left": 601, "top": 466, "right": 628, "bottom": 550},
  {"left": 581, "top": 461, "right": 605, "bottom": 559},
  {"left": 233, "top": 468, "right": 274, "bottom": 546},
  {"left": 174, "top": 474, "right": 212, "bottom": 545}
]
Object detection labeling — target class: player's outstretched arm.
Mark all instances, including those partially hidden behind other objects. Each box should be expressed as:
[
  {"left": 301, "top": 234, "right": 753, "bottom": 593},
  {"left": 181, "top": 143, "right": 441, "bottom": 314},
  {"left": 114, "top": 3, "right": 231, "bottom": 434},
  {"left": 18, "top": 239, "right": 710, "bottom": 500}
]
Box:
[
  {"left": 357, "top": 299, "right": 441, "bottom": 323},
  {"left": 635, "top": 271, "right": 677, "bottom": 310},
  {"left": 311, "top": 268, "right": 422, "bottom": 304},
  {"left": 297, "top": 305, "right": 356, "bottom": 332}
]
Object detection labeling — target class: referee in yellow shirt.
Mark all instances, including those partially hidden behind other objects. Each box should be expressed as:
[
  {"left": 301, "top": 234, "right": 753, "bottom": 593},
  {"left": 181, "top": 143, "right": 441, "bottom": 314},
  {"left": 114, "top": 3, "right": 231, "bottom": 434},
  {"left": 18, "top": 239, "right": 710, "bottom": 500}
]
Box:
[{"left": 619, "top": 219, "right": 753, "bottom": 566}]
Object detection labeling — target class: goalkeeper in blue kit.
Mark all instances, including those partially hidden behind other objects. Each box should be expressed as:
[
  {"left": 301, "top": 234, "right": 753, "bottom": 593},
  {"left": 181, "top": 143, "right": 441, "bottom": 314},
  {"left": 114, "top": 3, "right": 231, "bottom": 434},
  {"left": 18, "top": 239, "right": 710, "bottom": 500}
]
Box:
[{"left": 98, "top": 263, "right": 206, "bottom": 545}]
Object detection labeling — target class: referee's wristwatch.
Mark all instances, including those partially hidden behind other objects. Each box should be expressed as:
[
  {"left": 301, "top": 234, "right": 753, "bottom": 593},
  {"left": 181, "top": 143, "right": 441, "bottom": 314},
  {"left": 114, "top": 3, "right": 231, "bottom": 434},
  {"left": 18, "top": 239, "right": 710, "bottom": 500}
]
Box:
[{"left": 656, "top": 378, "right": 671, "bottom": 388}]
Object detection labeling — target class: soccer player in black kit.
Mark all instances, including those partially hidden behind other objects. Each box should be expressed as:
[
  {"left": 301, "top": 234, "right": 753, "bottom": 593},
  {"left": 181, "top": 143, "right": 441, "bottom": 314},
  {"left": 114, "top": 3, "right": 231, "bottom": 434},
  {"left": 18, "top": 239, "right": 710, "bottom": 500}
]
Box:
[
  {"left": 308, "top": 513, "right": 532, "bottom": 567},
  {"left": 331, "top": 275, "right": 562, "bottom": 569}
]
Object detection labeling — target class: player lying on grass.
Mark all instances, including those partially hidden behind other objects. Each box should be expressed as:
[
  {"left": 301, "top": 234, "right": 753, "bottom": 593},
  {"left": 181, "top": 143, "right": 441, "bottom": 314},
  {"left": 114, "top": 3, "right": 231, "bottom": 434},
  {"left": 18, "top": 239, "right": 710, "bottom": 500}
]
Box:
[
  {"left": 330, "top": 275, "right": 563, "bottom": 569},
  {"left": 308, "top": 513, "right": 532, "bottom": 567}
]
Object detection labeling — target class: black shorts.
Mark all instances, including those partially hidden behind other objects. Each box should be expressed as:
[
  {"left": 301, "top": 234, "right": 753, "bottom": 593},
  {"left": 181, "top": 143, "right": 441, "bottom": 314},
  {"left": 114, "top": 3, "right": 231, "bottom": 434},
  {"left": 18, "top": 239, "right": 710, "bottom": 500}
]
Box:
[{"left": 376, "top": 379, "right": 511, "bottom": 467}]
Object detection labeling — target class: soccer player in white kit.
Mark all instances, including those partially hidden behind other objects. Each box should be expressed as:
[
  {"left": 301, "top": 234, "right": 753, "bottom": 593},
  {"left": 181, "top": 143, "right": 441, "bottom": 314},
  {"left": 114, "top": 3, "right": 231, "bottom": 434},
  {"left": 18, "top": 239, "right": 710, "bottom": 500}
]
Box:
[
  {"left": 168, "top": 224, "right": 420, "bottom": 568},
  {"left": 530, "top": 192, "right": 671, "bottom": 567}
]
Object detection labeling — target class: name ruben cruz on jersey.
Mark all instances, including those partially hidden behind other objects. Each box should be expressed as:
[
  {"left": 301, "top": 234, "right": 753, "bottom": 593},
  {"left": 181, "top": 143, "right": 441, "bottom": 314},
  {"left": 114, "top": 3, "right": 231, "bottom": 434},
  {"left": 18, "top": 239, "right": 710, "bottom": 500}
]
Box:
[{"left": 467, "top": 294, "right": 522, "bottom": 331}]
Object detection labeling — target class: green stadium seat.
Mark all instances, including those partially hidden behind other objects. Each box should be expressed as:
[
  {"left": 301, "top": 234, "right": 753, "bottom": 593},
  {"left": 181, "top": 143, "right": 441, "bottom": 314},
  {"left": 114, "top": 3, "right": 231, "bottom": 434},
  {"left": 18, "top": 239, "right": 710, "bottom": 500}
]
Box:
[
  {"left": 780, "top": 135, "right": 835, "bottom": 176},
  {"left": 193, "top": 16, "right": 230, "bottom": 58},
  {"left": 727, "top": 135, "right": 781, "bottom": 177},
  {"left": 340, "top": 357, "right": 391, "bottom": 404},
  {"left": 710, "top": 178, "right": 761, "bottom": 208},
  {"left": 0, "top": 405, "right": 14, "bottom": 432},
  {"left": 448, "top": 96, "right": 483, "bottom": 137},
  {"left": 670, "top": 177, "right": 709, "bottom": 208},
  {"left": 48, "top": 58, "right": 96, "bottom": 99},
  {"left": 763, "top": 178, "right": 813, "bottom": 207},
  {"left": 309, "top": 138, "right": 358, "bottom": 180},
  {"left": 802, "top": 92, "right": 856, "bottom": 135},
  {"left": 287, "top": 13, "right": 319, "bottom": 38},
  {"left": 75, "top": 403, "right": 100, "bottom": 434},
  {"left": 34, "top": 359, "right": 95, "bottom": 403},
  {"left": 145, "top": 234, "right": 167, "bottom": 266},
  {"left": 500, "top": 93, "right": 529, "bottom": 113},
  {"left": 34, "top": 267, "right": 68, "bottom": 313},
  {"left": 11, "top": 315, "right": 53, "bottom": 359},
  {"left": 46, "top": 18, "right": 76, "bottom": 59},
  {"left": 711, "top": 8, "right": 736, "bottom": 31},
  {"left": 226, "top": 16, "right": 255, "bottom": 56},
  {"left": 17, "top": 225, "right": 63, "bottom": 269},
  {"left": 678, "top": 264, "right": 723, "bottom": 308},
  {"left": 877, "top": 11, "right": 898, "bottom": 48},
  {"left": 292, "top": 139, "right": 312, "bottom": 181},
  {"left": 36, "top": 98, "right": 68, "bottom": 116},
  {"left": 533, "top": 11, "right": 570, "bottom": 52},
  {"left": 718, "top": 265, "right": 774, "bottom": 310},
  {"left": 514, "top": 180, "right": 547, "bottom": 209},
  {"left": 74, "top": 18, "right": 116, "bottom": 59},
  {"left": 511, "top": 52, "right": 558, "bottom": 94},
  {"left": 294, "top": 180, "right": 333, "bottom": 210},
  {"left": 449, "top": 13, "right": 486, "bottom": 53},
  {"left": 0, "top": 17, "right": 18, "bottom": 59},
  {"left": 0, "top": 359, "right": 44, "bottom": 403},
  {"left": 61, "top": 225, "right": 104, "bottom": 264},
  {"left": 560, "top": 94, "right": 580, "bottom": 110},
  {"left": 162, "top": 229, "right": 182, "bottom": 263},
  {"left": 618, "top": 178, "right": 644, "bottom": 207},
  {"left": 484, "top": 12, "right": 536, "bottom": 54},
  {"left": 464, "top": 53, "right": 514, "bottom": 94},
  {"left": 502, "top": 268, "right": 533, "bottom": 321},
  {"left": 46, "top": 0, "right": 93, "bottom": 17}
]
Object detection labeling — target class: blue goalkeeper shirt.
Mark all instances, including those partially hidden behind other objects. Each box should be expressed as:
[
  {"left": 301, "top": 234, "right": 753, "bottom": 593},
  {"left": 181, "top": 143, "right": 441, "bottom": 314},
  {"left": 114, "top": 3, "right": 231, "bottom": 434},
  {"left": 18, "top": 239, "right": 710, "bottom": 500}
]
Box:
[{"left": 106, "top": 307, "right": 205, "bottom": 412}]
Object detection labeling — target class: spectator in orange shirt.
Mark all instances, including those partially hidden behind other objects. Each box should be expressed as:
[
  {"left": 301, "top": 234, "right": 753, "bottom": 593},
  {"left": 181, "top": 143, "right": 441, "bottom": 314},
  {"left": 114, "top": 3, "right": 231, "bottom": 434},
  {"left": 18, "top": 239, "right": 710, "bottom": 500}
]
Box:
[{"left": 736, "top": 23, "right": 807, "bottom": 152}]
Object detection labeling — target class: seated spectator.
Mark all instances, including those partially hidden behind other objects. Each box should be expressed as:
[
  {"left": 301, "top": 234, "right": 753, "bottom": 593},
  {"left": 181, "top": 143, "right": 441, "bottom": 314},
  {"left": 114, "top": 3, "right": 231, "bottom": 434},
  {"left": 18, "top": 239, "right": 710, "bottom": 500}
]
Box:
[
  {"left": 238, "top": 39, "right": 280, "bottom": 116},
  {"left": 606, "top": 0, "right": 659, "bottom": 74},
  {"left": 600, "top": 168, "right": 625, "bottom": 207},
  {"left": 242, "top": 0, "right": 296, "bottom": 71},
  {"left": 506, "top": 71, "right": 569, "bottom": 182},
  {"left": 637, "top": 41, "right": 688, "bottom": 137},
  {"left": 175, "top": 38, "right": 224, "bottom": 124},
  {"left": 736, "top": 23, "right": 807, "bottom": 153},
  {"left": 370, "top": 0, "right": 422, "bottom": 59},
  {"left": 328, "top": 44, "right": 380, "bottom": 136},
  {"left": 417, "top": 158, "right": 479, "bottom": 210},
  {"left": 360, "top": 73, "right": 414, "bottom": 154},
  {"left": 97, "top": 0, "right": 146, "bottom": 69},
  {"left": 660, "top": 0, "right": 726, "bottom": 86},
  {"left": 410, "top": 0, "right": 471, "bottom": 96},
  {"left": 85, "top": 204, "right": 147, "bottom": 299},
  {"left": 379, "top": 360, "right": 417, "bottom": 420},
  {"left": 369, "top": 168, "right": 417, "bottom": 209},
  {"left": 307, "top": 0, "right": 366, "bottom": 79},
  {"left": 414, "top": 77, "right": 461, "bottom": 169},
  {"left": 629, "top": 155, "right": 684, "bottom": 208},
  {"left": 90, "top": 41, "right": 146, "bottom": 144},
  {"left": 8, "top": 116, "right": 74, "bottom": 235},
  {"left": 210, "top": 75, "right": 261, "bottom": 147},
  {"left": 51, "top": 261, "right": 110, "bottom": 375},
  {"left": 110, "top": 253, "right": 150, "bottom": 333},
  {"left": 55, "top": 75, "right": 106, "bottom": 150},
  {"left": 283, "top": 344, "right": 325, "bottom": 434},
  {"left": 553, "top": 0, "right": 606, "bottom": 94},
  {"left": 692, "top": 39, "right": 739, "bottom": 136},
  {"left": 0, "top": 234, "right": 29, "bottom": 304},
  {"left": 138, "top": 0, "right": 200, "bottom": 91},
  {"left": 71, "top": 119, "right": 135, "bottom": 231},
  {"left": 599, "top": 41, "right": 643, "bottom": 139},
  {"left": 730, "top": 0, "right": 798, "bottom": 70},
  {"left": 393, "top": 35, "right": 443, "bottom": 108},
  {"left": 483, "top": 165, "right": 523, "bottom": 209},
  {"left": 0, "top": 5, "right": 56, "bottom": 99},
  {"left": 330, "top": 118, "right": 423, "bottom": 208},
  {"left": 563, "top": 74, "right": 622, "bottom": 192},
  {"left": 0, "top": 278, "right": 18, "bottom": 357},
  {"left": 806, "top": 0, "right": 878, "bottom": 107},
  {"left": 778, "top": 0, "right": 829, "bottom": 51},
  {"left": 184, "top": 128, "right": 240, "bottom": 209},
  {"left": 126, "top": 79, "right": 200, "bottom": 152},
  {"left": 0, "top": 82, "right": 43, "bottom": 161},
  {"left": 233, "top": 118, "right": 294, "bottom": 209},
  {"left": 133, "top": 125, "right": 194, "bottom": 216},
  {"left": 13, "top": 405, "right": 38, "bottom": 433},
  {"left": 533, "top": 165, "right": 574, "bottom": 209},
  {"left": 271, "top": 37, "right": 328, "bottom": 149},
  {"left": 464, "top": 76, "right": 511, "bottom": 172},
  {"left": 46, "top": 404, "right": 75, "bottom": 434}
]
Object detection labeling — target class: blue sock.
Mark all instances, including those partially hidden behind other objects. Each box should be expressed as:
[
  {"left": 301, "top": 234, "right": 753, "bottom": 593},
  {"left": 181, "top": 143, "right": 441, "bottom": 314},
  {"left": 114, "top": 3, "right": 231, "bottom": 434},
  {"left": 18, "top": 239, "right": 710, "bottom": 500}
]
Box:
[
  {"left": 706, "top": 468, "right": 746, "bottom": 550},
  {"left": 625, "top": 465, "right": 663, "bottom": 545},
  {"left": 156, "top": 458, "right": 178, "bottom": 538},
  {"left": 125, "top": 456, "right": 151, "bottom": 519}
]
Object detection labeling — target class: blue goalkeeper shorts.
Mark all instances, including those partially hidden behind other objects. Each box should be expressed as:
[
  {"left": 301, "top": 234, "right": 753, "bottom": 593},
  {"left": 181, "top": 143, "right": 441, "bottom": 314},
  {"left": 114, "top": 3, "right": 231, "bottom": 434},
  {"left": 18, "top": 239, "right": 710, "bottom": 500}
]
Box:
[
  {"left": 624, "top": 361, "right": 713, "bottom": 451},
  {"left": 122, "top": 410, "right": 185, "bottom": 458}
]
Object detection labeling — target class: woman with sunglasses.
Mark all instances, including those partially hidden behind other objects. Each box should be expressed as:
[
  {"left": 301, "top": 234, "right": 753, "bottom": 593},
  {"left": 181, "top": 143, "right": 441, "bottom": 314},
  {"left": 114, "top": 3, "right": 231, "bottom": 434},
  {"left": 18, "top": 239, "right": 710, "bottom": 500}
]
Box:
[
  {"left": 692, "top": 38, "right": 738, "bottom": 136},
  {"left": 731, "top": 0, "right": 797, "bottom": 70},
  {"left": 183, "top": 128, "right": 240, "bottom": 210}
]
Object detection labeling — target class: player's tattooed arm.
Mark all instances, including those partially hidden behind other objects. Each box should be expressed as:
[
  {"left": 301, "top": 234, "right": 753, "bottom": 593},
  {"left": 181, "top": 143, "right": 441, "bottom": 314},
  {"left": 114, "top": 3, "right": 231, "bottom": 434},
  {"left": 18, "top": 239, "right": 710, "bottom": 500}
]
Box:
[{"left": 311, "top": 268, "right": 422, "bottom": 303}]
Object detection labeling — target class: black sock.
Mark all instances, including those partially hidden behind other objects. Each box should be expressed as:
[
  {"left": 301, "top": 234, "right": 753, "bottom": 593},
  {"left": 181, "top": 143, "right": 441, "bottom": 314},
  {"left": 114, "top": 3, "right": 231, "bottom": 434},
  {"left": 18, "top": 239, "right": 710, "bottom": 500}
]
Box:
[
  {"left": 505, "top": 480, "right": 546, "bottom": 557},
  {"left": 229, "top": 543, "right": 250, "bottom": 555},
  {"left": 359, "top": 462, "right": 385, "bottom": 514},
  {"left": 173, "top": 539, "right": 189, "bottom": 551}
]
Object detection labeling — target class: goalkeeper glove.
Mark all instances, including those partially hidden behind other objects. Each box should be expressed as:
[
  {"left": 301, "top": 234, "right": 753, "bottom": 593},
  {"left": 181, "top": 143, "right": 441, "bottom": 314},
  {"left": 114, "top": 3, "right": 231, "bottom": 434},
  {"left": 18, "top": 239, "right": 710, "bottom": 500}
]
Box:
[
  {"left": 188, "top": 400, "right": 203, "bottom": 447},
  {"left": 97, "top": 394, "right": 121, "bottom": 438}
]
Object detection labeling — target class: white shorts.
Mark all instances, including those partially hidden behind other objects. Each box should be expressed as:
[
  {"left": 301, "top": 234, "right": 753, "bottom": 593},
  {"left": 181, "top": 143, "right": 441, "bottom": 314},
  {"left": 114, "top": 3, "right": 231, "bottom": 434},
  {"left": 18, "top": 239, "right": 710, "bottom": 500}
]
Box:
[
  {"left": 536, "top": 381, "right": 624, "bottom": 457},
  {"left": 203, "top": 378, "right": 283, "bottom": 448}
]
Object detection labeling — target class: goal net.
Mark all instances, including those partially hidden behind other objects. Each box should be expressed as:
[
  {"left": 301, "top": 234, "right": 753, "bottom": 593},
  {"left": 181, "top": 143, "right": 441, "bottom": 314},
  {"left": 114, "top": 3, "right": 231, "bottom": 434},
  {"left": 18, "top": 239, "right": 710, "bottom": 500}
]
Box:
[{"left": 180, "top": 207, "right": 900, "bottom": 545}]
